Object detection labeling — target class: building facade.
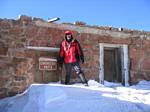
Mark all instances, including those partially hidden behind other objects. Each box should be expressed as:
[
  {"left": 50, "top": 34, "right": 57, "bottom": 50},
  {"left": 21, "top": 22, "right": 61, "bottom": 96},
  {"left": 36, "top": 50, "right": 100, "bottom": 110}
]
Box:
[{"left": 0, "top": 15, "right": 150, "bottom": 98}]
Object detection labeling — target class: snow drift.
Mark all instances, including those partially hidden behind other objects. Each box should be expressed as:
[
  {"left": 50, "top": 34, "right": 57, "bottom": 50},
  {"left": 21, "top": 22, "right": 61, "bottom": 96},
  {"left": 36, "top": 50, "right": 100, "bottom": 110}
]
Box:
[{"left": 0, "top": 80, "right": 150, "bottom": 112}]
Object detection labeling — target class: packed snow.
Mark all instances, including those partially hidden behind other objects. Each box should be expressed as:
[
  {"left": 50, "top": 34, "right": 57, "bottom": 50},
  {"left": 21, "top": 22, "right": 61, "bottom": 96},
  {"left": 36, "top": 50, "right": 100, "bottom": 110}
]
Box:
[{"left": 0, "top": 80, "right": 150, "bottom": 112}]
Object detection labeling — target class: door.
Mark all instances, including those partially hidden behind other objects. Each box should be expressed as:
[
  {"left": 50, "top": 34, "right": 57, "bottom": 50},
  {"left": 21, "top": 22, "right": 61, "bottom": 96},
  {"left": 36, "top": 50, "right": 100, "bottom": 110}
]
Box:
[{"left": 104, "top": 48, "right": 121, "bottom": 82}]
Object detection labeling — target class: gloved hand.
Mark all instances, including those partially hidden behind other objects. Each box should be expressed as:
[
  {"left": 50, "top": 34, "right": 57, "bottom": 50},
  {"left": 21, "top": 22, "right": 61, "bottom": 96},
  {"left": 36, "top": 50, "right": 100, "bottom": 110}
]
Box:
[
  {"left": 57, "top": 56, "right": 64, "bottom": 67},
  {"left": 80, "top": 56, "right": 84, "bottom": 64}
]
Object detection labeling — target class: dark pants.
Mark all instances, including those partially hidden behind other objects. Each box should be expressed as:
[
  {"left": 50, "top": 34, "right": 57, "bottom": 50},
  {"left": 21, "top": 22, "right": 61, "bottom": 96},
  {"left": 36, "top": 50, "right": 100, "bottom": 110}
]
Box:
[{"left": 65, "top": 62, "right": 83, "bottom": 84}]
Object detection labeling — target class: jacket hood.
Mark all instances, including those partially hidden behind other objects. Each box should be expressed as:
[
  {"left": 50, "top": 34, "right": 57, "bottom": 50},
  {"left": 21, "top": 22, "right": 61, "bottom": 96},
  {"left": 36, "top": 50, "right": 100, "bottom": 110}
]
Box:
[{"left": 64, "top": 30, "right": 74, "bottom": 39}]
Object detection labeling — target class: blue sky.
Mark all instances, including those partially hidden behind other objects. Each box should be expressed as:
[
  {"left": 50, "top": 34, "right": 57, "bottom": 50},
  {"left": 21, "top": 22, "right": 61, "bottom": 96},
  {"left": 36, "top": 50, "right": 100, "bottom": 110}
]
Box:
[{"left": 1, "top": 0, "right": 150, "bottom": 31}]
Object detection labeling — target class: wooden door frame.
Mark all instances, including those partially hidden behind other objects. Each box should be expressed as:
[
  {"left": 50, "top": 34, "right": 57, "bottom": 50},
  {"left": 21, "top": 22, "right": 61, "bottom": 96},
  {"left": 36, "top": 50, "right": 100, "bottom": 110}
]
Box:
[{"left": 99, "top": 43, "right": 129, "bottom": 86}]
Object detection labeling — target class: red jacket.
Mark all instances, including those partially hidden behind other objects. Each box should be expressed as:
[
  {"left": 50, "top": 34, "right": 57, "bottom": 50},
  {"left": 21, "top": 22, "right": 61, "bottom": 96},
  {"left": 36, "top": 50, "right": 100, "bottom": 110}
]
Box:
[{"left": 59, "top": 31, "right": 84, "bottom": 64}]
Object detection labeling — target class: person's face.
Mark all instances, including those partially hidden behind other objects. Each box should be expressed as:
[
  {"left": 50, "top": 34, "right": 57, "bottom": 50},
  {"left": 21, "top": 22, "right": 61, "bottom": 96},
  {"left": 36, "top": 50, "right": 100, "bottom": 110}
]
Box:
[
  {"left": 66, "top": 34, "right": 72, "bottom": 42},
  {"left": 66, "top": 34, "right": 72, "bottom": 39}
]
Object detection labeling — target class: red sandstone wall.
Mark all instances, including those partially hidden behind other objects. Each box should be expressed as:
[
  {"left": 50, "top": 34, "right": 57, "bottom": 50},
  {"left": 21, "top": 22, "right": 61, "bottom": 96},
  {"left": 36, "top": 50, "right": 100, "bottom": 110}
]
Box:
[
  {"left": 129, "top": 38, "right": 150, "bottom": 83},
  {"left": 0, "top": 56, "right": 33, "bottom": 98}
]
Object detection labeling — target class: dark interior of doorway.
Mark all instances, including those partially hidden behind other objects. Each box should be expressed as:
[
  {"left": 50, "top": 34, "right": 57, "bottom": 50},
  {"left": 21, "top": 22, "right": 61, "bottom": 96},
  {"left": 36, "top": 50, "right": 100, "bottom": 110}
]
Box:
[{"left": 104, "top": 47, "right": 122, "bottom": 83}]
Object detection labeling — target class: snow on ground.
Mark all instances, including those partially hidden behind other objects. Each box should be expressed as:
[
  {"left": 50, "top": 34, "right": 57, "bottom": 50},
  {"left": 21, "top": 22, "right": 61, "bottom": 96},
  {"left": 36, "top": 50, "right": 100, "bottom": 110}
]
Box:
[{"left": 0, "top": 80, "right": 150, "bottom": 112}]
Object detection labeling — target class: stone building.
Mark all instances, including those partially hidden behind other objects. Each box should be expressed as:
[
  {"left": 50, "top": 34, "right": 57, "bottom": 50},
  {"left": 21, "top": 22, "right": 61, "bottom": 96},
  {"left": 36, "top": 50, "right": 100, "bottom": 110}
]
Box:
[{"left": 0, "top": 15, "right": 150, "bottom": 98}]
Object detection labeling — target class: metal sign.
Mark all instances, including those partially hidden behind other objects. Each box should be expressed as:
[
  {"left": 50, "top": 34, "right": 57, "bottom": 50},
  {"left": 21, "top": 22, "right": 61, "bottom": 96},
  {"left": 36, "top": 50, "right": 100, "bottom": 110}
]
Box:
[{"left": 39, "top": 57, "right": 57, "bottom": 71}]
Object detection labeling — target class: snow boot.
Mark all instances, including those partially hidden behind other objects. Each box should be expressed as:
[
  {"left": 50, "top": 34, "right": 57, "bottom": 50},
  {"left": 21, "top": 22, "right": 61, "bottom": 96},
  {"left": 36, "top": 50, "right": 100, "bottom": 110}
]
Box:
[
  {"left": 65, "top": 75, "right": 70, "bottom": 85},
  {"left": 79, "top": 73, "right": 88, "bottom": 86}
]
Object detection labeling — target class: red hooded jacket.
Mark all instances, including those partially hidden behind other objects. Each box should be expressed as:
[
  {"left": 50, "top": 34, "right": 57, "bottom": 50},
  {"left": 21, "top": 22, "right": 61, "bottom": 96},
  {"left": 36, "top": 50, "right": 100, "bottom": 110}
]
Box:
[{"left": 59, "top": 31, "right": 84, "bottom": 64}]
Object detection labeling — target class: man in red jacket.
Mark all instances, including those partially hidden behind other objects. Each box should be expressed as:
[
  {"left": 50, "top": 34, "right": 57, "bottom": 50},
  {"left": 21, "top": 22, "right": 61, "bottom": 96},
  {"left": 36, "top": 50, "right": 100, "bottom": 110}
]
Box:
[{"left": 58, "top": 30, "right": 87, "bottom": 85}]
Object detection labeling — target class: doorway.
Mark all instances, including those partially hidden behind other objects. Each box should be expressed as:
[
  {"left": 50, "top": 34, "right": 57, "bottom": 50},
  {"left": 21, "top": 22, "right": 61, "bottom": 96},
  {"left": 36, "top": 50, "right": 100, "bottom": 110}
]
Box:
[{"left": 99, "top": 43, "right": 129, "bottom": 86}]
